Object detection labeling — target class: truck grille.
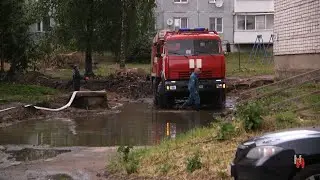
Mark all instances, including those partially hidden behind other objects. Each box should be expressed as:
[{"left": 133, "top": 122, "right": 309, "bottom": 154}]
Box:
[
  {"left": 178, "top": 72, "right": 190, "bottom": 79},
  {"left": 178, "top": 71, "right": 213, "bottom": 79}
]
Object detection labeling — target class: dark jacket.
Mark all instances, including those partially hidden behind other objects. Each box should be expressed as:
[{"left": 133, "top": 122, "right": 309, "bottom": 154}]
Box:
[{"left": 72, "top": 68, "right": 82, "bottom": 80}]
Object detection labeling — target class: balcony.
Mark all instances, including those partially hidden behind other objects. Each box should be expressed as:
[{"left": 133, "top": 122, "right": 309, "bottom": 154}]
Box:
[
  {"left": 234, "top": 14, "right": 274, "bottom": 44},
  {"left": 234, "top": 0, "right": 274, "bottom": 13}
]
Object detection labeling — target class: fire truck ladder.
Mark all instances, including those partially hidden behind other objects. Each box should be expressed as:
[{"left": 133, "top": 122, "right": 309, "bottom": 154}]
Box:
[
  {"left": 264, "top": 34, "right": 274, "bottom": 64},
  {"left": 248, "top": 35, "right": 268, "bottom": 64}
]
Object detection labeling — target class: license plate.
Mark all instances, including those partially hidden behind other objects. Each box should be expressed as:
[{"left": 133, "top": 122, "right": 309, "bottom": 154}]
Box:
[{"left": 199, "top": 85, "right": 203, "bottom": 89}]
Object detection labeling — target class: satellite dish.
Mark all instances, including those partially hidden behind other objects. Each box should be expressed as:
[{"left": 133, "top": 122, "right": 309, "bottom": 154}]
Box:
[
  {"left": 167, "top": 18, "right": 173, "bottom": 26},
  {"left": 215, "top": 0, "right": 223, "bottom": 7}
]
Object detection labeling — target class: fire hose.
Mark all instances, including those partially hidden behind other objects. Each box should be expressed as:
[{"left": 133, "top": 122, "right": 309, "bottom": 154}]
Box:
[{"left": 0, "top": 91, "right": 106, "bottom": 113}]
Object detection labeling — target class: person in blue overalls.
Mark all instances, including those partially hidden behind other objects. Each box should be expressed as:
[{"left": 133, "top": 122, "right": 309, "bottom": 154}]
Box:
[{"left": 181, "top": 68, "right": 201, "bottom": 111}]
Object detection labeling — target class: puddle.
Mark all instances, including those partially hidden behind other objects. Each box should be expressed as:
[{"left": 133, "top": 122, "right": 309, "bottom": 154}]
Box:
[
  {"left": 6, "top": 148, "right": 71, "bottom": 161},
  {"left": 45, "top": 174, "right": 73, "bottom": 180},
  {"left": 0, "top": 99, "right": 236, "bottom": 147}
]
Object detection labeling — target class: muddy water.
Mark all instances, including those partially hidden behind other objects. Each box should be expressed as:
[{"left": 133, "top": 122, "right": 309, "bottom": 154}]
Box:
[{"left": 0, "top": 102, "right": 232, "bottom": 147}]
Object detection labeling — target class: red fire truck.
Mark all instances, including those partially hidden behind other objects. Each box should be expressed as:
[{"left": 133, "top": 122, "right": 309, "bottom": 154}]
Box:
[{"left": 151, "top": 28, "right": 229, "bottom": 109}]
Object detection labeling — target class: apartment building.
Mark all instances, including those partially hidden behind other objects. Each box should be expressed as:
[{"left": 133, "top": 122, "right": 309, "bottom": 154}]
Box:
[
  {"left": 28, "top": 16, "right": 54, "bottom": 42},
  {"left": 29, "top": 17, "right": 53, "bottom": 33},
  {"left": 273, "top": 0, "right": 320, "bottom": 78},
  {"left": 155, "top": 0, "right": 234, "bottom": 44},
  {"left": 233, "top": 0, "right": 274, "bottom": 46}
]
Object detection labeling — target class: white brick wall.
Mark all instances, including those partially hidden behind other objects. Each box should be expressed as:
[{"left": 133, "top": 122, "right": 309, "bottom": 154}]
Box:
[{"left": 274, "top": 0, "right": 320, "bottom": 55}]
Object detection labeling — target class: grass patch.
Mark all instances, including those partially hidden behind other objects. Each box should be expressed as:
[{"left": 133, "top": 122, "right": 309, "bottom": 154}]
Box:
[
  {"left": 0, "top": 83, "right": 59, "bottom": 103},
  {"left": 275, "top": 111, "right": 297, "bottom": 123},
  {"left": 108, "top": 118, "right": 319, "bottom": 179},
  {"left": 256, "top": 82, "right": 320, "bottom": 114},
  {"left": 225, "top": 53, "right": 274, "bottom": 77}
]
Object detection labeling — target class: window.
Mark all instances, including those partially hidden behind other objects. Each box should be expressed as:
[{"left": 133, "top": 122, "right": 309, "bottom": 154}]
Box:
[
  {"left": 256, "top": 15, "right": 265, "bottom": 30},
  {"left": 174, "top": 17, "right": 188, "bottom": 30},
  {"left": 167, "top": 39, "right": 221, "bottom": 56},
  {"left": 266, "top": 14, "right": 274, "bottom": 29},
  {"left": 174, "top": 0, "right": 188, "bottom": 3},
  {"left": 237, "top": 14, "right": 274, "bottom": 30},
  {"left": 237, "top": 15, "right": 245, "bottom": 30},
  {"left": 209, "top": 17, "right": 223, "bottom": 33},
  {"left": 246, "top": 15, "right": 255, "bottom": 30},
  {"left": 36, "top": 22, "right": 42, "bottom": 32}
]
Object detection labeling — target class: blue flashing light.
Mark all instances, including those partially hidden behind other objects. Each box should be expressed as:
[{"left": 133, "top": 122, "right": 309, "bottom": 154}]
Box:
[
  {"left": 179, "top": 28, "right": 191, "bottom": 32},
  {"left": 178, "top": 28, "right": 207, "bottom": 32},
  {"left": 194, "top": 28, "right": 206, "bottom": 31}
]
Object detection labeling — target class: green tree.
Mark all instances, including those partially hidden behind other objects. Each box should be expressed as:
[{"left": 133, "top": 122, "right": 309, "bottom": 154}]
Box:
[
  {"left": 0, "top": 0, "right": 35, "bottom": 78},
  {"left": 34, "top": 0, "right": 156, "bottom": 73}
]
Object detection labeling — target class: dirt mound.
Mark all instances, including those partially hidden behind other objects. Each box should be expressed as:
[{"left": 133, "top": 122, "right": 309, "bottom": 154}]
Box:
[
  {"left": 8, "top": 70, "right": 152, "bottom": 99},
  {"left": 84, "top": 70, "right": 152, "bottom": 99},
  {"left": 46, "top": 52, "right": 85, "bottom": 69},
  {"left": 13, "top": 71, "right": 70, "bottom": 90}
]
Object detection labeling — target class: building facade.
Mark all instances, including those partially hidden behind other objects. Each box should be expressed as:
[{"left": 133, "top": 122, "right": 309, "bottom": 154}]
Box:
[
  {"left": 155, "top": 0, "right": 234, "bottom": 45},
  {"left": 274, "top": 0, "right": 320, "bottom": 78},
  {"left": 233, "top": 0, "right": 274, "bottom": 45},
  {"left": 29, "top": 16, "right": 54, "bottom": 42}
]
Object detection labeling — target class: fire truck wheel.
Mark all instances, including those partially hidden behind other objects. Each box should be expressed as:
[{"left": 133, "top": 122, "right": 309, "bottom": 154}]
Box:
[
  {"left": 153, "top": 79, "right": 159, "bottom": 106},
  {"left": 217, "top": 91, "right": 226, "bottom": 109},
  {"left": 291, "top": 164, "right": 320, "bottom": 180},
  {"left": 208, "top": 92, "right": 226, "bottom": 109},
  {"left": 156, "top": 82, "right": 168, "bottom": 109}
]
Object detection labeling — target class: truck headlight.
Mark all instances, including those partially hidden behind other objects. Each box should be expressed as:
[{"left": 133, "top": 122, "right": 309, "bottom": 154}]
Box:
[
  {"left": 246, "top": 146, "right": 283, "bottom": 159},
  {"left": 216, "top": 84, "right": 226, "bottom": 88}
]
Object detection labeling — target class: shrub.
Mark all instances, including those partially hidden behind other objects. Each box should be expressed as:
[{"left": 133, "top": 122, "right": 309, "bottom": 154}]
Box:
[
  {"left": 124, "top": 159, "right": 138, "bottom": 174},
  {"left": 236, "top": 101, "right": 264, "bottom": 131},
  {"left": 216, "top": 122, "right": 236, "bottom": 141},
  {"left": 186, "top": 152, "right": 202, "bottom": 173},
  {"left": 117, "top": 146, "right": 133, "bottom": 163},
  {"left": 117, "top": 146, "right": 139, "bottom": 174}
]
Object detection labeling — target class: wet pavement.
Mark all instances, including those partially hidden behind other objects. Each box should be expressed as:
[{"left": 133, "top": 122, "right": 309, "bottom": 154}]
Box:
[
  {"left": 0, "top": 146, "right": 117, "bottom": 180},
  {"left": 0, "top": 100, "right": 234, "bottom": 147}
]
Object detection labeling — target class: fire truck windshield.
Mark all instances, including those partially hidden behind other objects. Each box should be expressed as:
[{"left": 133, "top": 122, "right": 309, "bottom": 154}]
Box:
[{"left": 167, "top": 39, "right": 220, "bottom": 56}]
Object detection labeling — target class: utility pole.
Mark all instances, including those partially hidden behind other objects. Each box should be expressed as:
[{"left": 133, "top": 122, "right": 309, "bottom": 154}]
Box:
[{"left": 0, "top": 32, "right": 4, "bottom": 74}]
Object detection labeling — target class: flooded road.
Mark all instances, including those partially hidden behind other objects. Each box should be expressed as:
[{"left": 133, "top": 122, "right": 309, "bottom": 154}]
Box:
[
  {"left": 0, "top": 101, "right": 230, "bottom": 147},
  {"left": 0, "top": 99, "right": 235, "bottom": 180}
]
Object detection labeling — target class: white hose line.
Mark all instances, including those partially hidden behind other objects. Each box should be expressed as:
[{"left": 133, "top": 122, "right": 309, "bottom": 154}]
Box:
[
  {"left": 0, "top": 91, "right": 106, "bottom": 113},
  {"left": 0, "top": 107, "right": 17, "bottom": 113},
  {"left": 30, "top": 91, "right": 79, "bottom": 112}
]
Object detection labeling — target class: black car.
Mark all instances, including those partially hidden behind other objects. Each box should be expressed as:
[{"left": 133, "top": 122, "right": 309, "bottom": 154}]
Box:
[{"left": 230, "top": 127, "right": 320, "bottom": 180}]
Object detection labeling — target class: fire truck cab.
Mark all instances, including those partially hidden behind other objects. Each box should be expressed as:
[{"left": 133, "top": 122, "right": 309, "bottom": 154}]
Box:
[{"left": 151, "top": 28, "right": 229, "bottom": 109}]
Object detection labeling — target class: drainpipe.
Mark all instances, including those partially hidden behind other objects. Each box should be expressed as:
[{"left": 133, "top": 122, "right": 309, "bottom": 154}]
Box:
[
  {"left": 197, "top": 0, "right": 199, "bottom": 27},
  {"left": 233, "top": 0, "right": 236, "bottom": 52}
]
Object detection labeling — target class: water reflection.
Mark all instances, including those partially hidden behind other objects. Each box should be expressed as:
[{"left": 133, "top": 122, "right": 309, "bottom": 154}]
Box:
[{"left": 0, "top": 103, "right": 213, "bottom": 147}]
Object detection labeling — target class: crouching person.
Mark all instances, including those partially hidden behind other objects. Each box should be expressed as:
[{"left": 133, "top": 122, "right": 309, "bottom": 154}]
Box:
[{"left": 72, "top": 65, "right": 88, "bottom": 91}]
